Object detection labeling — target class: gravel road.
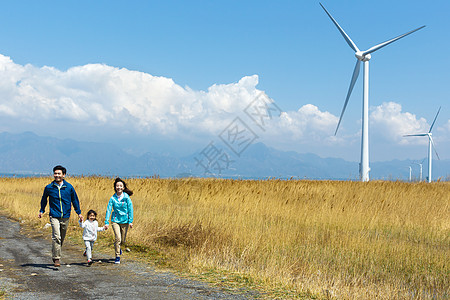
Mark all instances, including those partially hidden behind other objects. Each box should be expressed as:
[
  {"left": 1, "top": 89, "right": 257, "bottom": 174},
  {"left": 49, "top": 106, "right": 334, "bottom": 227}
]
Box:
[{"left": 0, "top": 214, "right": 258, "bottom": 299}]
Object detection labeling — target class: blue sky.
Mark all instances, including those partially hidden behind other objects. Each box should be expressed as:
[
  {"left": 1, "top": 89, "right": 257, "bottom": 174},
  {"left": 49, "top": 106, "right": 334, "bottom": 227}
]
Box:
[{"left": 0, "top": 0, "right": 448, "bottom": 162}]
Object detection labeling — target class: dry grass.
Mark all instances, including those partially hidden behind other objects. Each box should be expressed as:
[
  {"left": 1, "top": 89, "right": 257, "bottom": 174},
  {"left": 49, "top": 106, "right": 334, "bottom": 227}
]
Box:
[{"left": 0, "top": 176, "right": 448, "bottom": 299}]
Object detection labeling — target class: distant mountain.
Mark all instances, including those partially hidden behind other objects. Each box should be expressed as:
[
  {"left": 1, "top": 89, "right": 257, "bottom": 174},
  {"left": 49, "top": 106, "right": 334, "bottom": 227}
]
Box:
[
  {"left": 0, "top": 132, "right": 134, "bottom": 175},
  {"left": 0, "top": 132, "right": 448, "bottom": 181}
]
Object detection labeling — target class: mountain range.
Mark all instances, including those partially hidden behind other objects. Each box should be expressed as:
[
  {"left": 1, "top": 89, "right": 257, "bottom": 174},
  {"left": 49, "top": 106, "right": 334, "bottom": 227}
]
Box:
[{"left": 0, "top": 131, "right": 448, "bottom": 181}]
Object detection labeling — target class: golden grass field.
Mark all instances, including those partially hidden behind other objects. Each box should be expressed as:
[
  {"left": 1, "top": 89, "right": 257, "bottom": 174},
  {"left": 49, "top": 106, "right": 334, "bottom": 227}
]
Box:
[{"left": 0, "top": 177, "right": 448, "bottom": 299}]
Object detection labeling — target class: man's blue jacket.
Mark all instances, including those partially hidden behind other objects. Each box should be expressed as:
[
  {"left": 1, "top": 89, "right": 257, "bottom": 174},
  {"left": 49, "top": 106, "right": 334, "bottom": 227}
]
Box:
[{"left": 40, "top": 180, "right": 81, "bottom": 218}]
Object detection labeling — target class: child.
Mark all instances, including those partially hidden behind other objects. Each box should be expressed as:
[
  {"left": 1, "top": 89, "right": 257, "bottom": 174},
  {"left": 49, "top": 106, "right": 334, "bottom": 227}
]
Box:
[{"left": 79, "top": 209, "right": 107, "bottom": 265}]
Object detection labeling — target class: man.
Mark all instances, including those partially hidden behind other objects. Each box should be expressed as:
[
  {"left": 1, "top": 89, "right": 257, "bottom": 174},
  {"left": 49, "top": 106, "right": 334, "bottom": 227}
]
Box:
[{"left": 39, "top": 165, "right": 83, "bottom": 267}]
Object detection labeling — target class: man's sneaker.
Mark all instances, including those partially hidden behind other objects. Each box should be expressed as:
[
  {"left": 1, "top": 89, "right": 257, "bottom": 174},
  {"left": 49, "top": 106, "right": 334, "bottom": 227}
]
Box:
[
  {"left": 114, "top": 257, "right": 121, "bottom": 264},
  {"left": 83, "top": 250, "right": 87, "bottom": 256},
  {"left": 87, "top": 259, "right": 93, "bottom": 266},
  {"left": 53, "top": 259, "right": 60, "bottom": 267}
]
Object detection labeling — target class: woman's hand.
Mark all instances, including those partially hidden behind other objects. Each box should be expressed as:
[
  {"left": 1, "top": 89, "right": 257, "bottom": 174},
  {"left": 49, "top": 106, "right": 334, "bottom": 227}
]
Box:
[
  {"left": 129, "top": 223, "right": 133, "bottom": 229},
  {"left": 104, "top": 224, "right": 109, "bottom": 230}
]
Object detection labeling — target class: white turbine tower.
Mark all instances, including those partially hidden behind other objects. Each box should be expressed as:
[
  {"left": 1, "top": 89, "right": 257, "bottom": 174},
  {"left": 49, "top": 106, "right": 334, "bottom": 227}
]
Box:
[
  {"left": 404, "top": 107, "right": 441, "bottom": 183},
  {"left": 408, "top": 166, "right": 412, "bottom": 182},
  {"left": 413, "top": 161, "right": 423, "bottom": 182},
  {"left": 320, "top": 3, "right": 425, "bottom": 182}
]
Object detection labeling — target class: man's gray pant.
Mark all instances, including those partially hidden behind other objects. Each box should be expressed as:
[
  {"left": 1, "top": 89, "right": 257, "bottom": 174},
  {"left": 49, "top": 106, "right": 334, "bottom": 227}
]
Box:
[{"left": 50, "top": 216, "right": 69, "bottom": 260}]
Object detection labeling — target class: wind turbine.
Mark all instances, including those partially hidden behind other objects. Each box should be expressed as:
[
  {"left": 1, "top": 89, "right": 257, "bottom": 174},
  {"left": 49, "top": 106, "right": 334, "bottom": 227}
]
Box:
[
  {"left": 404, "top": 107, "right": 441, "bottom": 183},
  {"left": 413, "top": 159, "right": 424, "bottom": 182},
  {"left": 319, "top": 3, "right": 425, "bottom": 182},
  {"left": 408, "top": 166, "right": 412, "bottom": 182}
]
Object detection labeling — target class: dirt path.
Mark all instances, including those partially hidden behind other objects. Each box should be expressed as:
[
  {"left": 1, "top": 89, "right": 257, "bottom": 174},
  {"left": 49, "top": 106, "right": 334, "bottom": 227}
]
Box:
[{"left": 0, "top": 214, "right": 258, "bottom": 299}]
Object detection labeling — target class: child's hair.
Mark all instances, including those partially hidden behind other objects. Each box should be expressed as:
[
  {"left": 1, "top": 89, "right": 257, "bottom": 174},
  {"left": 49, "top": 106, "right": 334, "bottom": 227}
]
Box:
[
  {"left": 114, "top": 177, "right": 134, "bottom": 196},
  {"left": 86, "top": 209, "right": 97, "bottom": 220}
]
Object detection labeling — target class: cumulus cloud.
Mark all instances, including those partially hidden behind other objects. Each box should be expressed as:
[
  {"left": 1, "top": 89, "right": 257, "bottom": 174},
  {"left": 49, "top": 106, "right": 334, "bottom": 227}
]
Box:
[
  {"left": 0, "top": 54, "right": 343, "bottom": 146},
  {"left": 268, "top": 104, "right": 339, "bottom": 142},
  {"left": 370, "top": 102, "right": 430, "bottom": 145},
  {"left": 1, "top": 54, "right": 446, "bottom": 160},
  {"left": 0, "top": 54, "right": 263, "bottom": 136}
]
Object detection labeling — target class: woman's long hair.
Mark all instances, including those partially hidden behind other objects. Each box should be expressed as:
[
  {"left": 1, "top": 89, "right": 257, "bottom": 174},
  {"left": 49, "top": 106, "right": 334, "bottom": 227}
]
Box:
[{"left": 114, "top": 177, "right": 133, "bottom": 196}]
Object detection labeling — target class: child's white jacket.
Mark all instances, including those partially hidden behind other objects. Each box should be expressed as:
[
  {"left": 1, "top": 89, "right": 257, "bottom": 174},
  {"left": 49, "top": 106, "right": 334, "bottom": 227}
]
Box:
[{"left": 79, "top": 219, "right": 105, "bottom": 241}]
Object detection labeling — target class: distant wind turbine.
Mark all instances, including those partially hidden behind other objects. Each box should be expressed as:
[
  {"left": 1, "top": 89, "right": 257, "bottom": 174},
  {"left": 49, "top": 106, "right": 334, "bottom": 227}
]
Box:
[
  {"left": 413, "top": 160, "right": 424, "bottom": 182},
  {"left": 408, "top": 166, "right": 412, "bottom": 182},
  {"left": 319, "top": 3, "right": 425, "bottom": 182},
  {"left": 404, "top": 107, "right": 441, "bottom": 183}
]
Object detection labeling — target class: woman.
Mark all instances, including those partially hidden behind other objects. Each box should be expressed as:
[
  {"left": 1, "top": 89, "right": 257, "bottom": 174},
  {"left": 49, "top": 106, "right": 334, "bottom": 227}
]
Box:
[{"left": 105, "top": 178, "right": 134, "bottom": 264}]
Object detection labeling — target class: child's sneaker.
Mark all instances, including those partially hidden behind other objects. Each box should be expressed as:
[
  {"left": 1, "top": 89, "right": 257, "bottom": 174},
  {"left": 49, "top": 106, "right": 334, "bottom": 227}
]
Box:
[
  {"left": 114, "top": 257, "right": 121, "bottom": 264},
  {"left": 83, "top": 250, "right": 87, "bottom": 256},
  {"left": 87, "top": 259, "right": 93, "bottom": 266}
]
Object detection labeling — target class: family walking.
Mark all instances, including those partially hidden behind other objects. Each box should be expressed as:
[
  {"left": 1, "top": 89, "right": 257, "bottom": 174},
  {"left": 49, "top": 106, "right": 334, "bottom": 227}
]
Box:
[{"left": 39, "top": 165, "right": 134, "bottom": 267}]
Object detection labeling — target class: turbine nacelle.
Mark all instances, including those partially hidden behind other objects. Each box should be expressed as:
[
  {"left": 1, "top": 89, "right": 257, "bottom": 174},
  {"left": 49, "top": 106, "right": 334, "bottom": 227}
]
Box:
[{"left": 355, "top": 52, "right": 371, "bottom": 61}]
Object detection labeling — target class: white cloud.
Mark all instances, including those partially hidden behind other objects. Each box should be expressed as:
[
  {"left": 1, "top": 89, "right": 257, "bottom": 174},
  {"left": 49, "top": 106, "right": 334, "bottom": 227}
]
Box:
[
  {"left": 0, "top": 54, "right": 263, "bottom": 136},
  {"left": 269, "top": 104, "right": 339, "bottom": 143},
  {"left": 370, "top": 102, "right": 430, "bottom": 145},
  {"left": 0, "top": 54, "right": 340, "bottom": 144},
  {"left": 0, "top": 54, "right": 447, "bottom": 161}
]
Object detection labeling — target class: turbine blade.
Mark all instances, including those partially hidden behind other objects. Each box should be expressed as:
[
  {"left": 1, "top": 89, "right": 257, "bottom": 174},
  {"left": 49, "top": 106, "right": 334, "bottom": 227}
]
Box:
[
  {"left": 335, "top": 59, "right": 361, "bottom": 135},
  {"left": 362, "top": 25, "right": 425, "bottom": 56},
  {"left": 430, "top": 137, "right": 440, "bottom": 160},
  {"left": 319, "top": 3, "right": 360, "bottom": 52},
  {"left": 429, "top": 106, "right": 441, "bottom": 133},
  {"left": 403, "top": 134, "right": 428, "bottom": 137}
]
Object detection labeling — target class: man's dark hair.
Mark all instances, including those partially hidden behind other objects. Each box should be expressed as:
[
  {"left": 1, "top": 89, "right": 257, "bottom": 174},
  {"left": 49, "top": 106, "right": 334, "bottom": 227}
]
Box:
[{"left": 53, "top": 165, "right": 67, "bottom": 175}]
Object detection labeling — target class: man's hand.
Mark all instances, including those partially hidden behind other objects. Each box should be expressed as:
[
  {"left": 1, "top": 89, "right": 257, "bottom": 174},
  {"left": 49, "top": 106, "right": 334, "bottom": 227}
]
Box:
[
  {"left": 78, "top": 214, "right": 84, "bottom": 222},
  {"left": 38, "top": 212, "right": 43, "bottom": 218}
]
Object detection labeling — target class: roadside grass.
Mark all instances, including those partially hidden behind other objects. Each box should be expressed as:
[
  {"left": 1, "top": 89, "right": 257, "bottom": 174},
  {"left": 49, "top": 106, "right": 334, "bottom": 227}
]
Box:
[{"left": 0, "top": 176, "right": 448, "bottom": 299}]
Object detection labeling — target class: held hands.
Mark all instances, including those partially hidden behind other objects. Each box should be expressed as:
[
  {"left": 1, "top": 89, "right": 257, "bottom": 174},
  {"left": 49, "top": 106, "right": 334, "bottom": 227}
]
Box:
[{"left": 97, "top": 224, "right": 129, "bottom": 230}]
